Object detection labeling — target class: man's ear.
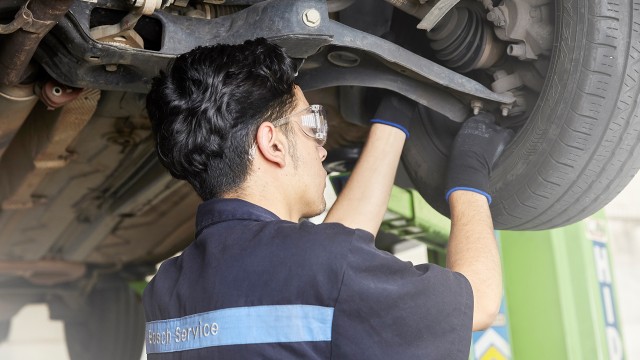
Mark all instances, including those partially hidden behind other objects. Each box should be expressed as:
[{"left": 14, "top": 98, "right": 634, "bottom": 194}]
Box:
[{"left": 255, "top": 122, "right": 287, "bottom": 168}]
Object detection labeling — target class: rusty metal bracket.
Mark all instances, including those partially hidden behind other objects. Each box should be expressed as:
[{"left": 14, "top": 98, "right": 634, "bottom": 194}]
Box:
[
  {"left": 90, "top": 0, "right": 166, "bottom": 49},
  {"left": 0, "top": 0, "right": 56, "bottom": 35}
]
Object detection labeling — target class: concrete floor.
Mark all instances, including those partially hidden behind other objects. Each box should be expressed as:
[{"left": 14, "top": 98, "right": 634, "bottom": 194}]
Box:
[
  {"left": 0, "top": 304, "right": 77, "bottom": 360},
  {"left": 0, "top": 176, "right": 639, "bottom": 360},
  {"left": 0, "top": 303, "right": 146, "bottom": 360}
]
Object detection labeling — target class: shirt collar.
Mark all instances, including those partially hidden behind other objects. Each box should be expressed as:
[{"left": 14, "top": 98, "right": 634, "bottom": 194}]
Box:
[{"left": 196, "top": 198, "right": 281, "bottom": 235}]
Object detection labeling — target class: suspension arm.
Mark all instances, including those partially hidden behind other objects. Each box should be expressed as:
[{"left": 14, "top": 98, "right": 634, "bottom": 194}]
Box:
[{"left": 34, "top": 0, "right": 513, "bottom": 108}]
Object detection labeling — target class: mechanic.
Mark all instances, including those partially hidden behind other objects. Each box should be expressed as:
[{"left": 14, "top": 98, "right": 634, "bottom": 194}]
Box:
[{"left": 143, "top": 38, "right": 512, "bottom": 359}]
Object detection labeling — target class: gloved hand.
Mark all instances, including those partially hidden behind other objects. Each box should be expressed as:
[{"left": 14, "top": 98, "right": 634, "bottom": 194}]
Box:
[
  {"left": 446, "top": 112, "right": 513, "bottom": 204},
  {"left": 370, "top": 94, "right": 416, "bottom": 138}
]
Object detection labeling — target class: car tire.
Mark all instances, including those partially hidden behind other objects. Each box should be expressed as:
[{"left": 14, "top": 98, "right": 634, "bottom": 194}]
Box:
[
  {"left": 64, "top": 277, "right": 145, "bottom": 360},
  {"left": 403, "top": 0, "right": 640, "bottom": 230}
]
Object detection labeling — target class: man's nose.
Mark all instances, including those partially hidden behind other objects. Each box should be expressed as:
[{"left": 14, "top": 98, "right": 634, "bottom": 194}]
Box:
[{"left": 319, "top": 146, "right": 327, "bottom": 161}]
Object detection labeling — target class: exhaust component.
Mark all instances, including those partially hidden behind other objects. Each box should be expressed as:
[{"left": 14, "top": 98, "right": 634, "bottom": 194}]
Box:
[
  {"left": 0, "top": 84, "right": 38, "bottom": 159},
  {"left": 38, "top": 80, "right": 83, "bottom": 109},
  {"left": 0, "top": 0, "right": 75, "bottom": 85},
  {"left": 0, "top": 88, "right": 100, "bottom": 210},
  {"left": 0, "top": 0, "right": 55, "bottom": 35}
]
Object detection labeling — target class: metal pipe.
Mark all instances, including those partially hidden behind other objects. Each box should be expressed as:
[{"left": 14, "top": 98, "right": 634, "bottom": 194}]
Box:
[
  {"left": 0, "top": 88, "right": 100, "bottom": 210},
  {"left": 0, "top": 0, "right": 75, "bottom": 85},
  {"left": 0, "top": 84, "right": 38, "bottom": 159}
]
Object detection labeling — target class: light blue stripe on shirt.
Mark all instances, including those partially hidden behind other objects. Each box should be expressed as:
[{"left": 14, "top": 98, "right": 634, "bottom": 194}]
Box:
[{"left": 146, "top": 304, "right": 334, "bottom": 354}]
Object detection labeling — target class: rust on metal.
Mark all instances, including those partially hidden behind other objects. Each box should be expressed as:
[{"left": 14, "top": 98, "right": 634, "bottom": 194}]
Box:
[
  {"left": 38, "top": 80, "right": 83, "bottom": 109},
  {"left": 0, "top": 83, "right": 38, "bottom": 159},
  {"left": 1, "top": 88, "right": 101, "bottom": 210},
  {"left": 0, "top": 0, "right": 75, "bottom": 85}
]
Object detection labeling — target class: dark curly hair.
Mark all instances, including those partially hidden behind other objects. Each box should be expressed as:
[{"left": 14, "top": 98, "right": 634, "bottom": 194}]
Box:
[{"left": 146, "top": 38, "right": 298, "bottom": 200}]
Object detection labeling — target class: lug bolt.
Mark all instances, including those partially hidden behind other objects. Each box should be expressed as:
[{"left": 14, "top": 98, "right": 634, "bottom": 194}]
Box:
[
  {"left": 500, "top": 104, "right": 512, "bottom": 117},
  {"left": 303, "top": 9, "right": 321, "bottom": 27},
  {"left": 471, "top": 100, "right": 483, "bottom": 115}
]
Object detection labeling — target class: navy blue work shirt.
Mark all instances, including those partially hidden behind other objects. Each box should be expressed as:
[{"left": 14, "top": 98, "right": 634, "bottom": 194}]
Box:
[{"left": 143, "top": 198, "right": 473, "bottom": 359}]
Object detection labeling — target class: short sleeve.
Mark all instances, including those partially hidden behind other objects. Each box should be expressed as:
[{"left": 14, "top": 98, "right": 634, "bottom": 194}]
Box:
[{"left": 331, "top": 230, "right": 473, "bottom": 360}]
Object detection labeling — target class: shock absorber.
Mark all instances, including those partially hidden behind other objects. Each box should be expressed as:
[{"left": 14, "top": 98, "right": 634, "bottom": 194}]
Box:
[{"left": 427, "top": 6, "right": 504, "bottom": 73}]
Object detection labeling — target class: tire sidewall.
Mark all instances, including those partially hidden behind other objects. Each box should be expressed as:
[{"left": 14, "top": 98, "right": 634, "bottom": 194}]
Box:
[{"left": 404, "top": 0, "right": 637, "bottom": 229}]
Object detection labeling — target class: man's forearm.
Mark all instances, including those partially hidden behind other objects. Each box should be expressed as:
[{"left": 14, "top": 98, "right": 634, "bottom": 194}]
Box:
[
  {"left": 324, "top": 124, "right": 405, "bottom": 235},
  {"left": 447, "top": 191, "right": 502, "bottom": 331}
]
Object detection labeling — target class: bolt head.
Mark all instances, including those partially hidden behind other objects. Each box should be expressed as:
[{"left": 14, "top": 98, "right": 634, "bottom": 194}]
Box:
[
  {"left": 105, "top": 64, "right": 118, "bottom": 72},
  {"left": 303, "top": 9, "right": 321, "bottom": 27},
  {"left": 500, "top": 104, "right": 512, "bottom": 117}
]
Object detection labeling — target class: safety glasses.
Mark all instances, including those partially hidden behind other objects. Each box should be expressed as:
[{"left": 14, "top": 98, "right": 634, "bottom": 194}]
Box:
[{"left": 272, "top": 104, "right": 328, "bottom": 147}]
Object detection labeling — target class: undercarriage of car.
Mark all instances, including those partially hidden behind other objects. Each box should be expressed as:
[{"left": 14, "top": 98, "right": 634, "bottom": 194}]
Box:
[{"left": 1, "top": 0, "right": 640, "bottom": 357}]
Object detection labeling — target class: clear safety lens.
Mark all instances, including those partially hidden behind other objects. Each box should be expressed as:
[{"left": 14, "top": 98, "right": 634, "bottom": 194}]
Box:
[
  {"left": 299, "top": 105, "right": 328, "bottom": 146},
  {"left": 273, "top": 104, "right": 328, "bottom": 146}
]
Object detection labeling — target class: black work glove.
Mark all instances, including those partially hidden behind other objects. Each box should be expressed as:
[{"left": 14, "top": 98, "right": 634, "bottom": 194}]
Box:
[
  {"left": 370, "top": 94, "right": 416, "bottom": 138},
  {"left": 446, "top": 112, "right": 513, "bottom": 204}
]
